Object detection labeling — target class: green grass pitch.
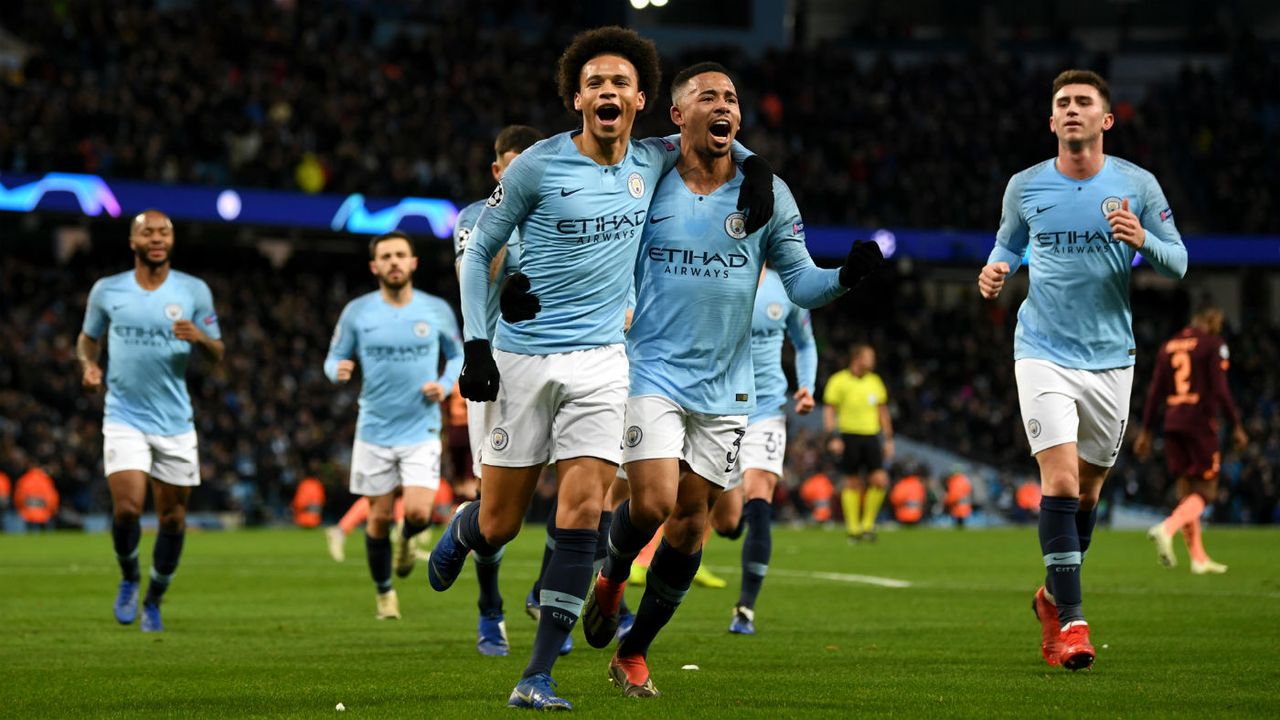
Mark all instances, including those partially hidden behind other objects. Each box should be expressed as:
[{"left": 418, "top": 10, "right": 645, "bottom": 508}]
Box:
[{"left": 2, "top": 525, "right": 1278, "bottom": 718}]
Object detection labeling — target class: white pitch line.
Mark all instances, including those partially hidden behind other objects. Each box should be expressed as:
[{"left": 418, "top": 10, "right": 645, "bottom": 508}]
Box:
[{"left": 735, "top": 566, "right": 912, "bottom": 588}]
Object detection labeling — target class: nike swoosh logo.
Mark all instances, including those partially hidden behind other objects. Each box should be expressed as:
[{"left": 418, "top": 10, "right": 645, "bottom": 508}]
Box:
[
  {"left": 1035, "top": 205, "right": 1056, "bottom": 214},
  {"left": 649, "top": 216, "right": 673, "bottom": 224},
  {"left": 111, "top": 304, "right": 127, "bottom": 311},
  {"left": 361, "top": 326, "right": 378, "bottom": 333},
  {"left": 560, "top": 187, "right": 584, "bottom": 197}
]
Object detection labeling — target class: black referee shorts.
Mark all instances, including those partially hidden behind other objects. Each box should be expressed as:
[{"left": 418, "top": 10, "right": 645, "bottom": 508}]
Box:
[{"left": 840, "top": 433, "right": 883, "bottom": 476}]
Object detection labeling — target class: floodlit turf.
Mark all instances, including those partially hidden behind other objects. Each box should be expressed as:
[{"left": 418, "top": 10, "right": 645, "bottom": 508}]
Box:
[{"left": 2, "top": 524, "right": 1278, "bottom": 718}]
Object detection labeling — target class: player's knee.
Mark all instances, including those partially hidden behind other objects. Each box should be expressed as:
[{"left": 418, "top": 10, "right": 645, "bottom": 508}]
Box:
[
  {"left": 664, "top": 513, "right": 707, "bottom": 553},
  {"left": 478, "top": 513, "right": 521, "bottom": 546},
  {"left": 629, "top": 495, "right": 673, "bottom": 531},
  {"left": 1077, "top": 494, "right": 1099, "bottom": 512},
  {"left": 113, "top": 506, "right": 141, "bottom": 524},
  {"left": 404, "top": 508, "right": 430, "bottom": 527},
  {"left": 157, "top": 510, "right": 185, "bottom": 534}
]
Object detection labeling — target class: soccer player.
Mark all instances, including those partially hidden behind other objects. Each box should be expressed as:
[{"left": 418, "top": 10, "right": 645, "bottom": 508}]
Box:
[
  {"left": 435, "top": 27, "right": 776, "bottom": 711},
  {"left": 78, "top": 210, "right": 224, "bottom": 632},
  {"left": 977, "top": 69, "right": 1187, "bottom": 671},
  {"left": 583, "top": 62, "right": 882, "bottom": 698},
  {"left": 1134, "top": 306, "right": 1248, "bottom": 573},
  {"left": 823, "top": 344, "right": 893, "bottom": 542},
  {"left": 453, "top": 124, "right": 545, "bottom": 656},
  {"left": 707, "top": 264, "right": 820, "bottom": 635},
  {"left": 324, "top": 230, "right": 462, "bottom": 621}
]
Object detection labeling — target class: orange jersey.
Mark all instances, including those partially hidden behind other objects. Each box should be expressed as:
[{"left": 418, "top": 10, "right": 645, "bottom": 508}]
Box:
[
  {"left": 15, "top": 468, "right": 59, "bottom": 524},
  {"left": 1015, "top": 481, "right": 1042, "bottom": 512},
  {"left": 890, "top": 475, "right": 926, "bottom": 523},
  {"left": 945, "top": 473, "right": 973, "bottom": 519},
  {"left": 292, "top": 477, "right": 326, "bottom": 528}
]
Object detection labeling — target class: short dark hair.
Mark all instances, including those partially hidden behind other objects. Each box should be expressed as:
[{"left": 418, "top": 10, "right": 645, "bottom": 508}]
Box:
[
  {"left": 1052, "top": 69, "right": 1111, "bottom": 110},
  {"left": 557, "top": 26, "right": 661, "bottom": 114},
  {"left": 670, "top": 61, "right": 734, "bottom": 105},
  {"left": 494, "top": 125, "right": 544, "bottom": 158},
  {"left": 368, "top": 230, "right": 414, "bottom": 260}
]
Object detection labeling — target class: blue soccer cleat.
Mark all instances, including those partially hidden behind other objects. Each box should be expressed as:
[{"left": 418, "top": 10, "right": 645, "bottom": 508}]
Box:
[
  {"left": 477, "top": 612, "right": 510, "bottom": 657},
  {"left": 114, "top": 580, "right": 140, "bottom": 625},
  {"left": 427, "top": 502, "right": 471, "bottom": 592},
  {"left": 507, "top": 673, "right": 572, "bottom": 711},
  {"left": 140, "top": 602, "right": 163, "bottom": 633},
  {"left": 615, "top": 607, "right": 636, "bottom": 642},
  {"left": 729, "top": 605, "right": 755, "bottom": 635}
]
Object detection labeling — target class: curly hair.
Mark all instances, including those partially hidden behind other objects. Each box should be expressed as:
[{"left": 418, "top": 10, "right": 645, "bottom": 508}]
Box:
[{"left": 556, "top": 26, "right": 661, "bottom": 114}]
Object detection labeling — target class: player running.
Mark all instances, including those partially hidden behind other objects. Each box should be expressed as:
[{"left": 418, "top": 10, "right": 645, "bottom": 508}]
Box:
[
  {"left": 978, "top": 69, "right": 1187, "bottom": 671},
  {"left": 1134, "top": 306, "right": 1248, "bottom": 573},
  {"left": 432, "top": 27, "right": 776, "bottom": 711},
  {"left": 324, "top": 231, "right": 462, "bottom": 621},
  {"left": 583, "top": 62, "right": 882, "bottom": 698},
  {"left": 78, "top": 210, "right": 224, "bottom": 633}
]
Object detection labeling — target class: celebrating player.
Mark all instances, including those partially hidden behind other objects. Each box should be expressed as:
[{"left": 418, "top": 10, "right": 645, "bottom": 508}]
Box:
[
  {"left": 324, "top": 231, "right": 462, "bottom": 621},
  {"left": 978, "top": 70, "right": 1187, "bottom": 671},
  {"left": 1135, "top": 306, "right": 1248, "bottom": 573},
  {"left": 78, "top": 210, "right": 224, "bottom": 633},
  {"left": 582, "top": 62, "right": 882, "bottom": 698}
]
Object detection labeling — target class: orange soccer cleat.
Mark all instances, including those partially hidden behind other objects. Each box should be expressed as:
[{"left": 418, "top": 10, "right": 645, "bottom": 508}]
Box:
[
  {"left": 608, "top": 653, "right": 661, "bottom": 698},
  {"left": 1057, "top": 621, "right": 1095, "bottom": 671},
  {"left": 1031, "top": 586, "right": 1061, "bottom": 666},
  {"left": 582, "top": 572, "right": 627, "bottom": 649}
]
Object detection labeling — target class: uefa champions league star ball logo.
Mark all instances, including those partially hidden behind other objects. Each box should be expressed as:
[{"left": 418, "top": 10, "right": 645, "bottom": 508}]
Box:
[
  {"left": 1101, "top": 196, "right": 1123, "bottom": 216},
  {"left": 487, "top": 182, "right": 504, "bottom": 208},
  {"left": 1028, "top": 419, "right": 1042, "bottom": 439},
  {"left": 625, "top": 426, "right": 643, "bottom": 448},
  {"left": 725, "top": 212, "right": 748, "bottom": 240},
  {"left": 627, "top": 172, "right": 645, "bottom": 199},
  {"left": 456, "top": 227, "right": 471, "bottom": 251},
  {"left": 766, "top": 303, "right": 784, "bottom": 321},
  {"left": 164, "top": 304, "right": 182, "bottom": 321},
  {"left": 490, "top": 427, "right": 510, "bottom": 451},
  {"left": 413, "top": 322, "right": 430, "bottom": 338}
]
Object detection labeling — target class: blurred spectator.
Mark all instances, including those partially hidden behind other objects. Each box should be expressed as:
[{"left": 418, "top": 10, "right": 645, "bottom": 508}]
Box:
[
  {"left": 944, "top": 471, "right": 974, "bottom": 528},
  {"left": 15, "top": 463, "right": 59, "bottom": 530},
  {"left": 889, "top": 473, "right": 926, "bottom": 525},
  {"left": 291, "top": 476, "right": 325, "bottom": 528}
]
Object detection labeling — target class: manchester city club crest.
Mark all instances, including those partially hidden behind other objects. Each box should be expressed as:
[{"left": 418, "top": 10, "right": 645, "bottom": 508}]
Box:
[
  {"left": 725, "top": 212, "right": 748, "bottom": 239},
  {"left": 1101, "top": 196, "right": 1123, "bottom": 216},
  {"left": 1028, "top": 419, "right": 1042, "bottom": 439},
  {"left": 413, "top": 321, "right": 430, "bottom": 337},
  {"left": 490, "top": 427, "right": 510, "bottom": 451},
  {"left": 164, "top": 303, "right": 183, "bottom": 321},
  {"left": 487, "top": 182, "right": 504, "bottom": 208},
  {"left": 766, "top": 302, "right": 784, "bottom": 321},
  {"left": 625, "top": 425, "right": 643, "bottom": 448},
  {"left": 627, "top": 172, "right": 645, "bottom": 199}
]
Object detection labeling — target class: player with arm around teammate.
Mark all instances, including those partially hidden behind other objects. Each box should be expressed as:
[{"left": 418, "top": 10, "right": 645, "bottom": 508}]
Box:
[
  {"left": 978, "top": 69, "right": 1186, "bottom": 671},
  {"left": 78, "top": 210, "right": 224, "bottom": 633}
]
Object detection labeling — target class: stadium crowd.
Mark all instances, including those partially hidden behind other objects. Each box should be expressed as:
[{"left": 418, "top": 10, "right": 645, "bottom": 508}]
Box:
[
  {"left": 2, "top": 243, "right": 1276, "bottom": 526},
  {"left": 0, "top": 1, "right": 1276, "bottom": 233}
]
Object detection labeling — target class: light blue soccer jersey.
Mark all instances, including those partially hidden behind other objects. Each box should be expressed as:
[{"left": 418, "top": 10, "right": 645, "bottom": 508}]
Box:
[
  {"left": 627, "top": 172, "right": 843, "bottom": 416},
  {"left": 453, "top": 199, "right": 522, "bottom": 340},
  {"left": 324, "top": 290, "right": 463, "bottom": 447},
  {"left": 81, "top": 270, "right": 221, "bottom": 436},
  {"left": 748, "top": 269, "right": 817, "bottom": 424},
  {"left": 459, "top": 131, "right": 751, "bottom": 355},
  {"left": 989, "top": 156, "right": 1187, "bottom": 370}
]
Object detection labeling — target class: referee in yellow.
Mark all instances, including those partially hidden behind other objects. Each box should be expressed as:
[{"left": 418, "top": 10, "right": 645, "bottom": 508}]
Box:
[{"left": 822, "top": 344, "right": 893, "bottom": 542}]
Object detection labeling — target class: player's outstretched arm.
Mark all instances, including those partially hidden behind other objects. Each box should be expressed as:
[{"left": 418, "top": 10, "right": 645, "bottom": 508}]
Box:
[{"left": 766, "top": 178, "right": 863, "bottom": 308}]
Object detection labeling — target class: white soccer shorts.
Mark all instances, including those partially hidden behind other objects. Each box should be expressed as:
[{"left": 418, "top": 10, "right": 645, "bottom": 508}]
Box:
[
  {"left": 621, "top": 394, "right": 747, "bottom": 489},
  {"left": 737, "top": 415, "right": 787, "bottom": 479},
  {"left": 1014, "top": 358, "right": 1133, "bottom": 468},
  {"left": 349, "top": 438, "right": 442, "bottom": 496},
  {"left": 483, "top": 344, "right": 629, "bottom": 467},
  {"left": 103, "top": 423, "right": 200, "bottom": 487},
  {"left": 466, "top": 399, "right": 488, "bottom": 478}
]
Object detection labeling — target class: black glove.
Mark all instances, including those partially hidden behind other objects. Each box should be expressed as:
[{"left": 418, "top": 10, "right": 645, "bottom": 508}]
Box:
[
  {"left": 500, "top": 272, "right": 541, "bottom": 323},
  {"left": 839, "top": 240, "right": 884, "bottom": 288},
  {"left": 737, "top": 155, "right": 775, "bottom": 235},
  {"left": 459, "top": 339, "right": 500, "bottom": 401}
]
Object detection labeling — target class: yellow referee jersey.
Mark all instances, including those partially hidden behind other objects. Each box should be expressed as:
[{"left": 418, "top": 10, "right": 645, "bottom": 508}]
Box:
[{"left": 823, "top": 370, "right": 887, "bottom": 436}]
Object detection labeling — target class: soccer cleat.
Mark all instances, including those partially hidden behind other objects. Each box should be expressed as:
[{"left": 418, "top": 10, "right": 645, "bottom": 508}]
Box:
[
  {"left": 1191, "top": 558, "right": 1228, "bottom": 575},
  {"left": 863, "top": 530, "right": 878, "bottom": 544},
  {"left": 375, "top": 589, "right": 401, "bottom": 620},
  {"left": 729, "top": 605, "right": 756, "bottom": 635},
  {"left": 476, "top": 612, "right": 510, "bottom": 657},
  {"left": 427, "top": 502, "right": 471, "bottom": 592},
  {"left": 1057, "top": 621, "right": 1095, "bottom": 671},
  {"left": 524, "top": 588, "right": 541, "bottom": 622},
  {"left": 846, "top": 533, "right": 863, "bottom": 545},
  {"left": 114, "top": 579, "right": 140, "bottom": 625},
  {"left": 581, "top": 572, "right": 626, "bottom": 649},
  {"left": 615, "top": 607, "right": 636, "bottom": 643},
  {"left": 1031, "top": 586, "right": 1061, "bottom": 666},
  {"left": 411, "top": 528, "right": 433, "bottom": 561},
  {"left": 609, "top": 653, "right": 662, "bottom": 698},
  {"left": 507, "top": 673, "right": 572, "bottom": 711},
  {"left": 693, "top": 564, "right": 727, "bottom": 589},
  {"left": 325, "top": 526, "right": 347, "bottom": 562},
  {"left": 1146, "top": 523, "right": 1177, "bottom": 568},
  {"left": 393, "top": 525, "right": 416, "bottom": 579},
  {"left": 140, "top": 602, "right": 163, "bottom": 633},
  {"left": 629, "top": 563, "right": 648, "bottom": 587}
]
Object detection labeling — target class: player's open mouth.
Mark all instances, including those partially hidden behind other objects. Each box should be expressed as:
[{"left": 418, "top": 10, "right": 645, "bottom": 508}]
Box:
[
  {"left": 596, "top": 105, "right": 621, "bottom": 125},
  {"left": 709, "top": 119, "right": 732, "bottom": 140}
]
